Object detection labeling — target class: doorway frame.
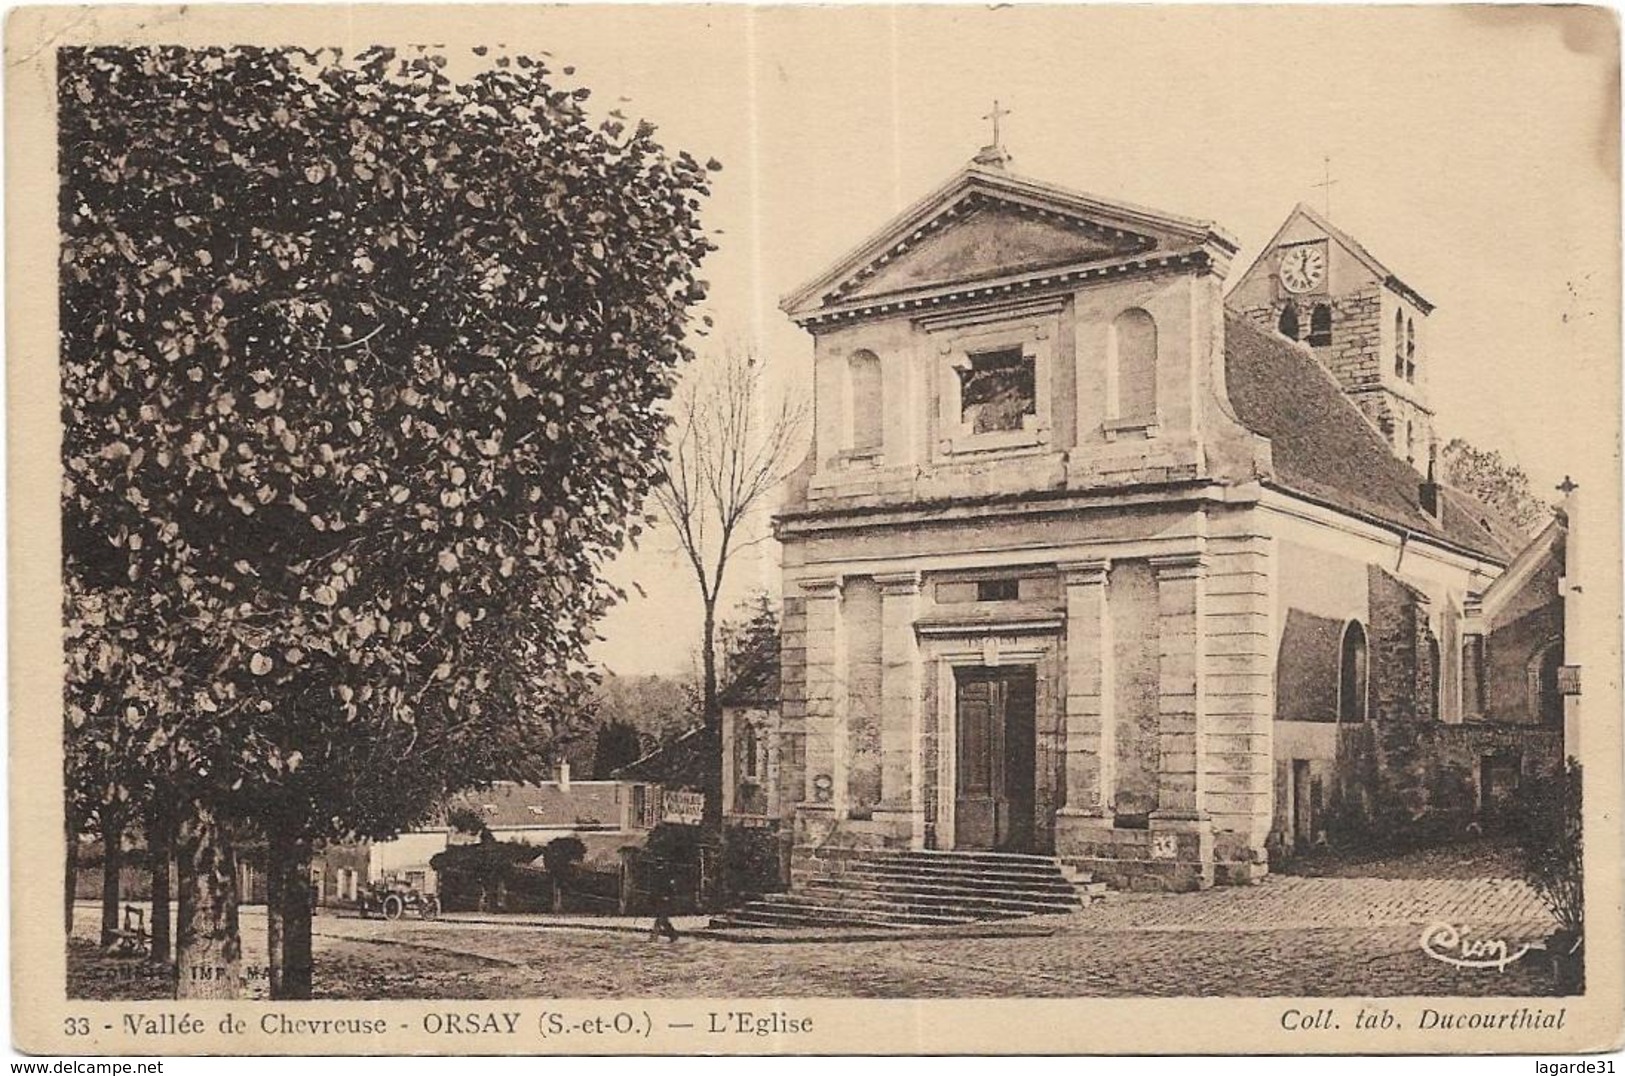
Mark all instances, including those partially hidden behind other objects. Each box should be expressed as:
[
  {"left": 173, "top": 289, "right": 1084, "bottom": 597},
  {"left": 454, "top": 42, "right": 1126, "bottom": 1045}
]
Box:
[{"left": 929, "top": 634, "right": 1055, "bottom": 851}]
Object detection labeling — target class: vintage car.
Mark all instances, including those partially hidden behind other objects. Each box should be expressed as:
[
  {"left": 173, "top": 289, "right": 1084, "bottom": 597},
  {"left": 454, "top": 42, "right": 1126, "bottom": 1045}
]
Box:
[{"left": 356, "top": 880, "right": 441, "bottom": 920}]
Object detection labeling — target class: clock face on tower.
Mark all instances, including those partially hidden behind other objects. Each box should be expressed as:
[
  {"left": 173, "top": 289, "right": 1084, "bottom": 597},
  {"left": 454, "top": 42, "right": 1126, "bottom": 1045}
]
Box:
[{"left": 1279, "top": 245, "right": 1327, "bottom": 293}]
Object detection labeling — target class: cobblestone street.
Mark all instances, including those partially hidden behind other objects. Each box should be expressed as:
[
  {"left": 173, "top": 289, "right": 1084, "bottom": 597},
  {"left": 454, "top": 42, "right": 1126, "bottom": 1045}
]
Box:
[{"left": 70, "top": 845, "right": 1562, "bottom": 1000}]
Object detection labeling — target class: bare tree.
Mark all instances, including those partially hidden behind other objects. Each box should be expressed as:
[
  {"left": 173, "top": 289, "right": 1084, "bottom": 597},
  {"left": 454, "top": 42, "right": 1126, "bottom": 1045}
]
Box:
[{"left": 653, "top": 348, "right": 807, "bottom": 837}]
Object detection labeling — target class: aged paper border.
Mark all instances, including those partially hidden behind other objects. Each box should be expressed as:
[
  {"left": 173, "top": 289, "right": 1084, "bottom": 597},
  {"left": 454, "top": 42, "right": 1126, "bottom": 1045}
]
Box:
[{"left": 8, "top": 3, "right": 1623, "bottom": 1056}]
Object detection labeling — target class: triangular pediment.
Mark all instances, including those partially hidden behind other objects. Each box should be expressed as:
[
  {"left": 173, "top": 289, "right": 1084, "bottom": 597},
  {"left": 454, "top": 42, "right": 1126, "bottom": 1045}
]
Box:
[
  {"left": 783, "top": 164, "right": 1236, "bottom": 323},
  {"left": 842, "top": 202, "right": 1147, "bottom": 301},
  {"left": 1239, "top": 202, "right": 1434, "bottom": 314}
]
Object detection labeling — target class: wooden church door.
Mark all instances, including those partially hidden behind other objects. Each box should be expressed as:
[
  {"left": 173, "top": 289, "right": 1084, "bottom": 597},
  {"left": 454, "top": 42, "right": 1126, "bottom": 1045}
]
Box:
[{"left": 954, "top": 666, "right": 1037, "bottom": 851}]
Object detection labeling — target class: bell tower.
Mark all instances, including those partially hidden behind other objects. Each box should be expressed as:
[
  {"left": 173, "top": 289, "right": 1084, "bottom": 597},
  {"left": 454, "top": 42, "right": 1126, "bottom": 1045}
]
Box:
[{"left": 1228, "top": 203, "right": 1435, "bottom": 468}]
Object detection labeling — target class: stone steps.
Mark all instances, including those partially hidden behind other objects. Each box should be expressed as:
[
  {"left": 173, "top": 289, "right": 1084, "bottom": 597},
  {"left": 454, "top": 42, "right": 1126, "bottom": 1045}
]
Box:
[
  {"left": 792, "top": 885, "right": 1080, "bottom": 919},
  {"left": 800, "top": 875, "right": 1086, "bottom": 910},
  {"left": 710, "top": 847, "right": 1106, "bottom": 932},
  {"left": 834, "top": 864, "right": 1082, "bottom": 892}
]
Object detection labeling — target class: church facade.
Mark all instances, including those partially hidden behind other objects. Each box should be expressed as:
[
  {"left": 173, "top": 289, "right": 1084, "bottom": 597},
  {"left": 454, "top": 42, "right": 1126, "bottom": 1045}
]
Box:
[{"left": 768, "top": 150, "right": 1546, "bottom": 890}]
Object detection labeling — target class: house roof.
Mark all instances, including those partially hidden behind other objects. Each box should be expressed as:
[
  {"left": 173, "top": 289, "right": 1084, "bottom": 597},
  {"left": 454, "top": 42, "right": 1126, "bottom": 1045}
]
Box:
[
  {"left": 1223, "top": 312, "right": 1509, "bottom": 563},
  {"left": 782, "top": 161, "right": 1238, "bottom": 326},
  {"left": 448, "top": 781, "right": 627, "bottom": 831},
  {"left": 1477, "top": 510, "right": 1567, "bottom": 621},
  {"left": 1242, "top": 202, "right": 1434, "bottom": 314},
  {"left": 1436, "top": 483, "right": 1535, "bottom": 558}
]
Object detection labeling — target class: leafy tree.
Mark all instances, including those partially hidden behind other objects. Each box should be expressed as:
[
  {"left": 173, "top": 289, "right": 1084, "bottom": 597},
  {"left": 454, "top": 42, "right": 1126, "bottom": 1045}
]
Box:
[
  {"left": 60, "top": 44, "right": 716, "bottom": 998},
  {"left": 591, "top": 673, "right": 697, "bottom": 748},
  {"left": 1440, "top": 438, "right": 1553, "bottom": 535},
  {"left": 717, "top": 592, "right": 780, "bottom": 702},
  {"left": 1521, "top": 760, "right": 1583, "bottom": 990},
  {"left": 540, "top": 835, "right": 588, "bottom": 913},
  {"left": 428, "top": 833, "right": 541, "bottom": 913},
  {"left": 652, "top": 349, "right": 805, "bottom": 839},
  {"left": 591, "top": 719, "right": 645, "bottom": 778},
  {"left": 445, "top": 804, "right": 490, "bottom": 838}
]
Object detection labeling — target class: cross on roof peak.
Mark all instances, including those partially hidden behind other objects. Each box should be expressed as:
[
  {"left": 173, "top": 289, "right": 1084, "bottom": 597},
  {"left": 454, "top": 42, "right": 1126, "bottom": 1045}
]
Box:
[
  {"left": 973, "top": 99, "right": 1013, "bottom": 168},
  {"left": 1312, "top": 155, "right": 1339, "bottom": 219}
]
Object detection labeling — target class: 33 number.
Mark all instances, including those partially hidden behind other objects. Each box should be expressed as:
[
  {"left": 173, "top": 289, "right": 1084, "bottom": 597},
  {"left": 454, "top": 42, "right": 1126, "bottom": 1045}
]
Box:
[{"left": 64, "top": 1016, "right": 90, "bottom": 1036}]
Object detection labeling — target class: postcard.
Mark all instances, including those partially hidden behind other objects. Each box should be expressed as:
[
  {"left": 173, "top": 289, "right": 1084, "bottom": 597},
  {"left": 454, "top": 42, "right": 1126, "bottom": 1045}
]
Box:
[{"left": 9, "top": 3, "right": 1622, "bottom": 1056}]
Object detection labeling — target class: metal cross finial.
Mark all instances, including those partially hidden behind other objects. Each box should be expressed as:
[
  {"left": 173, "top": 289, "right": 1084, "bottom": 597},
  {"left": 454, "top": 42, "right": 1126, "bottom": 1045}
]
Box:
[
  {"left": 983, "top": 100, "right": 1011, "bottom": 149},
  {"left": 1558, "top": 475, "right": 1579, "bottom": 495},
  {"left": 1312, "top": 155, "right": 1339, "bottom": 219}
]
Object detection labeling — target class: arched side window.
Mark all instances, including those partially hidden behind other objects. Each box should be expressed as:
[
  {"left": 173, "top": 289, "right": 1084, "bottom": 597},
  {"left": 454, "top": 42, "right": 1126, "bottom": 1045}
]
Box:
[
  {"left": 1405, "top": 318, "right": 1417, "bottom": 382},
  {"left": 1278, "top": 302, "right": 1300, "bottom": 341},
  {"left": 848, "top": 349, "right": 883, "bottom": 453},
  {"left": 1393, "top": 309, "right": 1405, "bottom": 376},
  {"left": 1338, "top": 620, "right": 1369, "bottom": 722},
  {"left": 1307, "top": 303, "right": 1333, "bottom": 347},
  {"left": 1110, "top": 308, "right": 1158, "bottom": 423},
  {"left": 1534, "top": 641, "right": 1565, "bottom": 727}
]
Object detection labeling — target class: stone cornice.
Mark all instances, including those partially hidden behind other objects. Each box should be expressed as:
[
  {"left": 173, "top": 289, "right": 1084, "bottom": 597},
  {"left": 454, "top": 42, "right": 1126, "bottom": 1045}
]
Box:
[
  {"left": 1149, "top": 551, "right": 1209, "bottom": 579},
  {"left": 776, "top": 478, "right": 1246, "bottom": 537},
  {"left": 915, "top": 615, "right": 1065, "bottom": 638},
  {"left": 1058, "top": 558, "right": 1110, "bottom": 584},
  {"left": 799, "top": 575, "right": 844, "bottom": 598},
  {"left": 792, "top": 247, "right": 1218, "bottom": 330},
  {"left": 873, "top": 570, "right": 923, "bottom": 596}
]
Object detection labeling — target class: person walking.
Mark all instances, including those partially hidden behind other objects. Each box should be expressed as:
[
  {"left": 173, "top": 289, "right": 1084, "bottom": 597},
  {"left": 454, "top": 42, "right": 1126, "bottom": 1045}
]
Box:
[{"left": 648, "top": 861, "right": 679, "bottom": 942}]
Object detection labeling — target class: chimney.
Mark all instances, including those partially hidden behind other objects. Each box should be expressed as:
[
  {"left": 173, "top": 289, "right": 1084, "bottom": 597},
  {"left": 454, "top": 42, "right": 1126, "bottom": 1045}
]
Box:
[
  {"left": 556, "top": 760, "right": 571, "bottom": 793},
  {"left": 1419, "top": 442, "right": 1440, "bottom": 519}
]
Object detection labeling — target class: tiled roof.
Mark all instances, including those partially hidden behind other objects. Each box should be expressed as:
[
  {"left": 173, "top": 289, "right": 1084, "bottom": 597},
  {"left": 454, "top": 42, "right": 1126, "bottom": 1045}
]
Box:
[
  {"left": 1223, "top": 312, "right": 1511, "bottom": 563},
  {"left": 448, "top": 781, "right": 627, "bottom": 831}
]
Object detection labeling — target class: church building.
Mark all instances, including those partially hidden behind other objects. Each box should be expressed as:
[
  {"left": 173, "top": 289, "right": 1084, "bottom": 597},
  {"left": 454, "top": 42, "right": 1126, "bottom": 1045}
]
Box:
[{"left": 765, "top": 142, "right": 1560, "bottom": 892}]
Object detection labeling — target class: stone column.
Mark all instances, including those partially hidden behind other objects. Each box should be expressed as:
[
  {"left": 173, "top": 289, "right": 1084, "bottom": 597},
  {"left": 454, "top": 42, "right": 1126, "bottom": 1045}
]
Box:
[
  {"left": 874, "top": 571, "right": 925, "bottom": 847},
  {"left": 1055, "top": 559, "right": 1114, "bottom": 856},
  {"left": 1148, "top": 551, "right": 1214, "bottom": 889},
  {"left": 798, "top": 576, "right": 846, "bottom": 842}
]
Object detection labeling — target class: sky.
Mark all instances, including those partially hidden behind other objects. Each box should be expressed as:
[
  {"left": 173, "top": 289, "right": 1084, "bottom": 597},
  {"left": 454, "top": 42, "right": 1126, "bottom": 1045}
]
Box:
[{"left": 421, "top": 5, "right": 1620, "bottom": 678}]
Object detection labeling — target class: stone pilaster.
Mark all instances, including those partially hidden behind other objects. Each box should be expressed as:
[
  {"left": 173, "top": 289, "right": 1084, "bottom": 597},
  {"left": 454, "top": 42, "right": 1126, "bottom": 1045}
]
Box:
[
  {"left": 798, "top": 575, "right": 846, "bottom": 839},
  {"left": 1148, "top": 551, "right": 1214, "bottom": 889},
  {"left": 1055, "top": 559, "right": 1114, "bottom": 855},
  {"left": 874, "top": 571, "right": 925, "bottom": 846}
]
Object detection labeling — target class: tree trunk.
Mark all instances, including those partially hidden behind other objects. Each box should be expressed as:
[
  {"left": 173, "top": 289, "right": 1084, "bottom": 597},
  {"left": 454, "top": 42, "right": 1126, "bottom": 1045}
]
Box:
[
  {"left": 64, "top": 810, "right": 80, "bottom": 936},
  {"left": 147, "top": 806, "right": 173, "bottom": 965},
  {"left": 174, "top": 804, "right": 242, "bottom": 1000},
  {"left": 99, "top": 809, "right": 123, "bottom": 949},
  {"left": 700, "top": 601, "right": 726, "bottom": 909},
  {"left": 266, "top": 840, "right": 283, "bottom": 998},
  {"left": 701, "top": 600, "right": 723, "bottom": 835},
  {"left": 267, "top": 832, "right": 314, "bottom": 1000}
]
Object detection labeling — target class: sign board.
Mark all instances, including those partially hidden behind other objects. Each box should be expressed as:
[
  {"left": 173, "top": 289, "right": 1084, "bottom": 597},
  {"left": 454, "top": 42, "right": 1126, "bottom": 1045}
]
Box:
[{"left": 661, "top": 790, "right": 705, "bottom": 825}]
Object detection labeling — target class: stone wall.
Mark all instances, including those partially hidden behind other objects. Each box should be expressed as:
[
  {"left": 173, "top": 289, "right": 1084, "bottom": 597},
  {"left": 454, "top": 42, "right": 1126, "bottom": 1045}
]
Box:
[
  {"left": 1275, "top": 608, "right": 1344, "bottom": 721},
  {"left": 1328, "top": 721, "right": 1563, "bottom": 849},
  {"left": 1237, "top": 291, "right": 1432, "bottom": 461},
  {"left": 1368, "top": 564, "right": 1438, "bottom": 722},
  {"left": 1486, "top": 601, "right": 1563, "bottom": 726}
]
